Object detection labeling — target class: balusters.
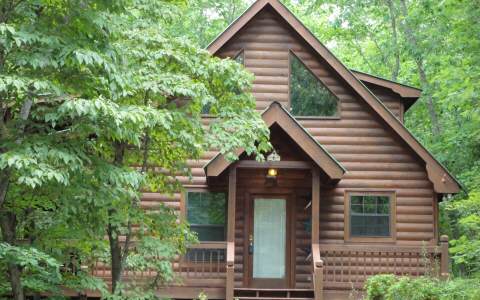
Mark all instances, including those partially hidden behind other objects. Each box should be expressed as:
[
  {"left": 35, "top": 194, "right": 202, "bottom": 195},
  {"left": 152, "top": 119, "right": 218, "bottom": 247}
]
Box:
[
  {"left": 340, "top": 250, "right": 344, "bottom": 282},
  {"left": 202, "top": 250, "right": 206, "bottom": 276},
  {"left": 348, "top": 250, "right": 352, "bottom": 283},
  {"left": 332, "top": 250, "right": 336, "bottom": 282},
  {"left": 363, "top": 251, "right": 367, "bottom": 281}
]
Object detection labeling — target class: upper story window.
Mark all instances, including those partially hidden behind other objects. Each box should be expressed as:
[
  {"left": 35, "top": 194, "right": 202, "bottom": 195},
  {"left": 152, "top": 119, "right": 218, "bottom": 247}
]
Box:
[
  {"left": 186, "top": 191, "right": 226, "bottom": 241},
  {"left": 345, "top": 191, "right": 395, "bottom": 242},
  {"left": 234, "top": 49, "right": 244, "bottom": 65},
  {"left": 289, "top": 52, "right": 338, "bottom": 117}
]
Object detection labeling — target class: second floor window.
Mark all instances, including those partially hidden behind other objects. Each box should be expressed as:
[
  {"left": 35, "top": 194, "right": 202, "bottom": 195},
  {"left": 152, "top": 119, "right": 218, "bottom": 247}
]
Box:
[
  {"left": 186, "top": 191, "right": 226, "bottom": 241},
  {"left": 290, "top": 52, "right": 338, "bottom": 117}
]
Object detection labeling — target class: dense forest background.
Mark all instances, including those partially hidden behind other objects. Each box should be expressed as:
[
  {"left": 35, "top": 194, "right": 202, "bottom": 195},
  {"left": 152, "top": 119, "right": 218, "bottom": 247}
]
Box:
[
  {"left": 0, "top": 0, "right": 478, "bottom": 299},
  {"left": 174, "top": 0, "right": 480, "bottom": 277}
]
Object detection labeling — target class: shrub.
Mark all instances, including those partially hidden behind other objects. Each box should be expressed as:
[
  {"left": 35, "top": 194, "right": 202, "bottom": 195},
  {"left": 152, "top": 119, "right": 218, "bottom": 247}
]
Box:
[
  {"left": 365, "top": 274, "right": 397, "bottom": 300},
  {"left": 364, "top": 275, "right": 480, "bottom": 300}
]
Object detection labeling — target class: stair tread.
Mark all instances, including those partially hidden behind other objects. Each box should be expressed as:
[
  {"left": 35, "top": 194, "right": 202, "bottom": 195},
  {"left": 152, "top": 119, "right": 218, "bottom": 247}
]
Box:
[
  {"left": 235, "top": 288, "right": 313, "bottom": 291},
  {"left": 236, "top": 298, "right": 313, "bottom": 300}
]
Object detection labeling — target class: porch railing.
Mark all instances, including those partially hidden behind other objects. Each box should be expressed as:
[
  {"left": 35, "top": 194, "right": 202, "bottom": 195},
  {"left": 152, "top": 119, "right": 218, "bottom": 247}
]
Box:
[
  {"left": 177, "top": 242, "right": 227, "bottom": 287},
  {"left": 312, "top": 236, "right": 449, "bottom": 291}
]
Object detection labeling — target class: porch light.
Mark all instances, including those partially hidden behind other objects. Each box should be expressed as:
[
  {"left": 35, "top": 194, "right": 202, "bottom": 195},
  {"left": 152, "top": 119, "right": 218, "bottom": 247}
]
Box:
[{"left": 267, "top": 168, "right": 278, "bottom": 178}]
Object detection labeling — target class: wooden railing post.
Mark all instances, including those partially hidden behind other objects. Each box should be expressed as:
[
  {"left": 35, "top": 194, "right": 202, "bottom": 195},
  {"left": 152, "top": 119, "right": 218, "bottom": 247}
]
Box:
[
  {"left": 314, "top": 260, "right": 324, "bottom": 300},
  {"left": 440, "top": 235, "right": 449, "bottom": 279},
  {"left": 226, "top": 242, "right": 235, "bottom": 300},
  {"left": 312, "top": 243, "right": 323, "bottom": 300}
]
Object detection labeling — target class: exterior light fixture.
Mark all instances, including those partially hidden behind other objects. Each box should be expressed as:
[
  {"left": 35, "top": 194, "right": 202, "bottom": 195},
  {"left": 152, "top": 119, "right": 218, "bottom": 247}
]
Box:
[
  {"left": 265, "top": 149, "right": 280, "bottom": 184},
  {"left": 267, "top": 150, "right": 281, "bottom": 162},
  {"left": 267, "top": 167, "right": 278, "bottom": 178}
]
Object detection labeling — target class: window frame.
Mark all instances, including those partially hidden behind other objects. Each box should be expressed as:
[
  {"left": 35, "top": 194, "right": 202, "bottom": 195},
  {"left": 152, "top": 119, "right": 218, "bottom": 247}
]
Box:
[
  {"left": 182, "top": 188, "right": 228, "bottom": 242},
  {"left": 288, "top": 50, "right": 341, "bottom": 119},
  {"left": 344, "top": 190, "right": 396, "bottom": 243}
]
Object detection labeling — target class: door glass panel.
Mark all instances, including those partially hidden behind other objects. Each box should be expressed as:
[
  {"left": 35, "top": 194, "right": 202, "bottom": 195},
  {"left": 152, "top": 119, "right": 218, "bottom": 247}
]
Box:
[{"left": 253, "top": 198, "right": 286, "bottom": 279}]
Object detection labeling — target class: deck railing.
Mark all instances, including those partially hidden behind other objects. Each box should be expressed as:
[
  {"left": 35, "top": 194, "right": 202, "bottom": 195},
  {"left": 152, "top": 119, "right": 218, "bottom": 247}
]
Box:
[{"left": 313, "top": 236, "right": 449, "bottom": 290}]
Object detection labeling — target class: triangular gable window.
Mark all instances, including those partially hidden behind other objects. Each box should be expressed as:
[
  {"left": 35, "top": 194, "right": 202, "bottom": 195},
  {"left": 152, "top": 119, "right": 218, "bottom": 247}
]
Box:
[
  {"left": 234, "top": 49, "right": 244, "bottom": 65},
  {"left": 290, "top": 53, "right": 338, "bottom": 117}
]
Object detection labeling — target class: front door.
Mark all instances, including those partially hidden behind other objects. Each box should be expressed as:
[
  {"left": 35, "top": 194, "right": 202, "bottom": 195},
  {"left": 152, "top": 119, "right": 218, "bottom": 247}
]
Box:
[{"left": 248, "top": 197, "right": 290, "bottom": 288}]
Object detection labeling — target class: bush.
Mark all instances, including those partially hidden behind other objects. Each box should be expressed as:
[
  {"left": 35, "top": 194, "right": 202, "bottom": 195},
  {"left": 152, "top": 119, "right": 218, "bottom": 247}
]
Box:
[{"left": 364, "top": 275, "right": 480, "bottom": 300}]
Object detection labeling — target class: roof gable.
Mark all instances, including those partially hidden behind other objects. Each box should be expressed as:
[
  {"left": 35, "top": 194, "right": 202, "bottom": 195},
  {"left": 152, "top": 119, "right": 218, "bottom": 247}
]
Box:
[
  {"left": 351, "top": 70, "right": 421, "bottom": 111},
  {"left": 205, "top": 102, "right": 346, "bottom": 179},
  {"left": 207, "top": 0, "right": 460, "bottom": 194}
]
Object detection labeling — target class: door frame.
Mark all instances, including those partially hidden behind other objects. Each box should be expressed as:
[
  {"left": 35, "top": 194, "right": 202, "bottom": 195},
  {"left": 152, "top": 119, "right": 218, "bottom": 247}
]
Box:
[{"left": 244, "top": 190, "right": 296, "bottom": 288}]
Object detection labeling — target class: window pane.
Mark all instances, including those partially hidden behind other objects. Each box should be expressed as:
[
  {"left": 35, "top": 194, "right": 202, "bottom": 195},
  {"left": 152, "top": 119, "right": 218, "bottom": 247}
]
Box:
[
  {"left": 351, "top": 196, "right": 363, "bottom": 205},
  {"left": 187, "top": 192, "right": 226, "bottom": 241},
  {"left": 351, "top": 204, "right": 363, "bottom": 213},
  {"left": 349, "top": 194, "right": 391, "bottom": 238},
  {"left": 290, "top": 54, "right": 338, "bottom": 116}
]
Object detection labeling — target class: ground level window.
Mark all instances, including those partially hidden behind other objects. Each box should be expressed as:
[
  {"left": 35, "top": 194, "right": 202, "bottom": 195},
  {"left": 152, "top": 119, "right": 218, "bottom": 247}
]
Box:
[
  {"left": 186, "top": 191, "right": 226, "bottom": 241},
  {"left": 345, "top": 192, "right": 395, "bottom": 241}
]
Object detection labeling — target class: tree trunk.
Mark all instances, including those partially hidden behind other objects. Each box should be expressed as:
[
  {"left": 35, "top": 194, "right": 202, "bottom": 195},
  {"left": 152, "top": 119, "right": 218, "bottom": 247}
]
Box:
[
  {"left": 107, "top": 142, "right": 127, "bottom": 293},
  {"left": 0, "top": 99, "right": 32, "bottom": 208},
  {"left": 0, "top": 169, "right": 11, "bottom": 208},
  {"left": 399, "top": 0, "right": 441, "bottom": 136},
  {"left": 0, "top": 212, "right": 25, "bottom": 300},
  {"left": 107, "top": 221, "right": 123, "bottom": 294},
  {"left": 416, "top": 63, "right": 442, "bottom": 136},
  {"left": 385, "top": 0, "right": 400, "bottom": 81},
  {"left": 0, "top": 98, "right": 33, "bottom": 300}
]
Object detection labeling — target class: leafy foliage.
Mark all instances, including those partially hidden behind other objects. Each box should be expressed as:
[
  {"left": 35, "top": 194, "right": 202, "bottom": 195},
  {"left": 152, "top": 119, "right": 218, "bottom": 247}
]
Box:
[{"left": 364, "top": 274, "right": 480, "bottom": 300}]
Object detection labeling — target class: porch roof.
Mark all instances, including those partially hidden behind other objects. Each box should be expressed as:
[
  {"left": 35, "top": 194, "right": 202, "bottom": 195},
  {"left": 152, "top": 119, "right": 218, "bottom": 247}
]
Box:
[{"left": 204, "top": 101, "right": 346, "bottom": 179}]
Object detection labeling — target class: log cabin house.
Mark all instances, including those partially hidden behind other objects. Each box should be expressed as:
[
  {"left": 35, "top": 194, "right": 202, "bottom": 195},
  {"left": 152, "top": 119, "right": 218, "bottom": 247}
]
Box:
[{"left": 92, "top": 0, "right": 461, "bottom": 299}]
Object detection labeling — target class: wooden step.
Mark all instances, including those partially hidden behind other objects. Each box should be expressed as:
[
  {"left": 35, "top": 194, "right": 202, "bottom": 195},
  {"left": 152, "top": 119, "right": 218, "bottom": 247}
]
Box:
[
  {"left": 235, "top": 288, "right": 313, "bottom": 291},
  {"left": 234, "top": 287, "right": 314, "bottom": 299},
  {"left": 236, "top": 298, "right": 313, "bottom": 300}
]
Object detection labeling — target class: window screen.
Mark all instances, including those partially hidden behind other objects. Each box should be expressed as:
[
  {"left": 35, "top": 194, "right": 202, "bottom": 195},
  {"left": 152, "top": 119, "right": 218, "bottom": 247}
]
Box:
[
  {"left": 290, "top": 53, "right": 338, "bottom": 116},
  {"left": 187, "top": 192, "right": 226, "bottom": 241},
  {"left": 350, "top": 194, "right": 391, "bottom": 237}
]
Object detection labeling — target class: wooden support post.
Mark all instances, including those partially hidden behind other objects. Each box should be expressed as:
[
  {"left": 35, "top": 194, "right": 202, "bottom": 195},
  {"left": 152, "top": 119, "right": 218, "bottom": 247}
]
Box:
[
  {"left": 312, "top": 168, "right": 320, "bottom": 244},
  {"left": 226, "top": 168, "right": 236, "bottom": 300},
  {"left": 227, "top": 167, "right": 236, "bottom": 243},
  {"left": 440, "top": 235, "right": 449, "bottom": 279},
  {"left": 311, "top": 169, "right": 323, "bottom": 300}
]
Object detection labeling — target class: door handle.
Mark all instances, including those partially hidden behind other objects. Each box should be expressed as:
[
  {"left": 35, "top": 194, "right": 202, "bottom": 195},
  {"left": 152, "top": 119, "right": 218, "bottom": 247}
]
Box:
[{"left": 248, "top": 234, "right": 254, "bottom": 254}]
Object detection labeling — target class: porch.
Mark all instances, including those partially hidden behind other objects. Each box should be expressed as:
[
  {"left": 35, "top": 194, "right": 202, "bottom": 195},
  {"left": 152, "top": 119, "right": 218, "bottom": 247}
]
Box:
[{"left": 174, "top": 159, "right": 450, "bottom": 299}]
